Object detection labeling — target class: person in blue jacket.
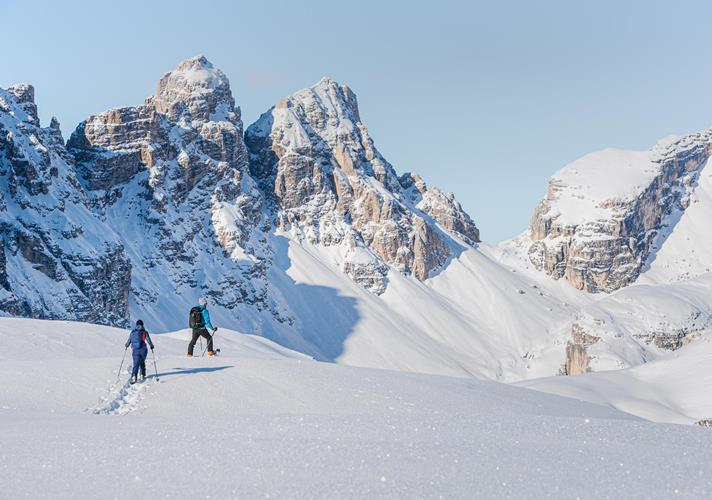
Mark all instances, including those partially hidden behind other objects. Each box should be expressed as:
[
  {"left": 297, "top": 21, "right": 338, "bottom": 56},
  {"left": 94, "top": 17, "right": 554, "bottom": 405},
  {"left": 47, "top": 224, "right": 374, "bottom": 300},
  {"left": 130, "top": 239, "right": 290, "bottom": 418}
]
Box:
[
  {"left": 125, "top": 319, "right": 154, "bottom": 384},
  {"left": 187, "top": 297, "right": 217, "bottom": 357}
]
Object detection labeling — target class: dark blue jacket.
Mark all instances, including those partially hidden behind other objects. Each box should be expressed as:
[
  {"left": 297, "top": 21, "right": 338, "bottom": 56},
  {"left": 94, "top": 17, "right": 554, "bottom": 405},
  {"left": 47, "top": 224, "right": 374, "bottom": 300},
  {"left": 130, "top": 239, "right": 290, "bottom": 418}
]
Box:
[{"left": 125, "top": 326, "right": 154, "bottom": 351}]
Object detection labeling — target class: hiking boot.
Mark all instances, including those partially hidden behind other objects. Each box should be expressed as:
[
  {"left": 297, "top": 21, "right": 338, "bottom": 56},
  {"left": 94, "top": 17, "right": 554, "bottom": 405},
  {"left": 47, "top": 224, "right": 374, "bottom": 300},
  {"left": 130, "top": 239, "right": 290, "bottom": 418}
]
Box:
[
  {"left": 141, "top": 374, "right": 147, "bottom": 382},
  {"left": 130, "top": 375, "right": 137, "bottom": 385},
  {"left": 208, "top": 351, "right": 216, "bottom": 357},
  {"left": 187, "top": 353, "right": 193, "bottom": 357}
]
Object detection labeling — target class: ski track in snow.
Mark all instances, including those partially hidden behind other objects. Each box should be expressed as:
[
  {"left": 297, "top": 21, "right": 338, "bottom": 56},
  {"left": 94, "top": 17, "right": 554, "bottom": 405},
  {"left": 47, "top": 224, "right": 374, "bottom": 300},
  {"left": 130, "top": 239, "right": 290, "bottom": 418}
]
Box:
[{"left": 92, "top": 375, "right": 155, "bottom": 416}]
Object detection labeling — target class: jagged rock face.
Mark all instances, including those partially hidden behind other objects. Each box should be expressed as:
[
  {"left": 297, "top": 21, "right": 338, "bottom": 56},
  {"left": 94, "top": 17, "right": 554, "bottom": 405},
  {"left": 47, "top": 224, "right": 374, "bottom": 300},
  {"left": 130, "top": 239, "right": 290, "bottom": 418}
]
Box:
[
  {"left": 154, "top": 55, "right": 235, "bottom": 123},
  {"left": 529, "top": 133, "right": 712, "bottom": 292},
  {"left": 67, "top": 56, "right": 276, "bottom": 319},
  {"left": 246, "top": 77, "right": 478, "bottom": 292},
  {"left": 0, "top": 86, "right": 130, "bottom": 325},
  {"left": 561, "top": 322, "right": 600, "bottom": 375},
  {"left": 0, "top": 56, "right": 481, "bottom": 367},
  {"left": 399, "top": 172, "right": 480, "bottom": 244}
]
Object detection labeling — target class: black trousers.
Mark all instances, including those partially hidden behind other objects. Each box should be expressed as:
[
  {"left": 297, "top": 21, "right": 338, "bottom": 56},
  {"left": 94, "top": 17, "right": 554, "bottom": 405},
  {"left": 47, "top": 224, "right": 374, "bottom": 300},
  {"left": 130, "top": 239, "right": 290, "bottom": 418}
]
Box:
[{"left": 188, "top": 328, "right": 213, "bottom": 355}]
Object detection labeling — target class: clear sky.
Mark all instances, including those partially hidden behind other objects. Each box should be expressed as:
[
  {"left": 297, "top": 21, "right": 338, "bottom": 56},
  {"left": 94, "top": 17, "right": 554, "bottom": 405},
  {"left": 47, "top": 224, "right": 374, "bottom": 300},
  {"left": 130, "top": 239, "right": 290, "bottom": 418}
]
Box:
[{"left": 3, "top": 0, "right": 712, "bottom": 243}]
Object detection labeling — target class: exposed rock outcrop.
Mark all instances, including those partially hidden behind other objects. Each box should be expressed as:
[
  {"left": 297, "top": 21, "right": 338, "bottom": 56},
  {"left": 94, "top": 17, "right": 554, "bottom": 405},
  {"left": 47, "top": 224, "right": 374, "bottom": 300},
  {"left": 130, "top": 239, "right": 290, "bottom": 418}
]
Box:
[
  {"left": 561, "top": 322, "right": 600, "bottom": 375},
  {"left": 67, "top": 55, "right": 275, "bottom": 320},
  {"left": 246, "top": 77, "right": 478, "bottom": 292},
  {"left": 0, "top": 86, "right": 130, "bottom": 325},
  {"left": 528, "top": 133, "right": 712, "bottom": 292}
]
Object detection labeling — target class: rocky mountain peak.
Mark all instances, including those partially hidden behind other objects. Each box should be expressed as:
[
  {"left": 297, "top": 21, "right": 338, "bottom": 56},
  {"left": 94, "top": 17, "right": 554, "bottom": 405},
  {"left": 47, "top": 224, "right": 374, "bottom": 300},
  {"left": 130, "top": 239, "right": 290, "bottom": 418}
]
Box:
[
  {"left": 68, "top": 56, "right": 248, "bottom": 193},
  {"left": 154, "top": 55, "right": 235, "bottom": 124},
  {"left": 527, "top": 129, "right": 712, "bottom": 292},
  {"left": 64, "top": 57, "right": 269, "bottom": 329},
  {"left": 7, "top": 83, "right": 34, "bottom": 104},
  {"left": 5, "top": 83, "right": 39, "bottom": 125},
  {"left": 246, "top": 77, "right": 478, "bottom": 292}
]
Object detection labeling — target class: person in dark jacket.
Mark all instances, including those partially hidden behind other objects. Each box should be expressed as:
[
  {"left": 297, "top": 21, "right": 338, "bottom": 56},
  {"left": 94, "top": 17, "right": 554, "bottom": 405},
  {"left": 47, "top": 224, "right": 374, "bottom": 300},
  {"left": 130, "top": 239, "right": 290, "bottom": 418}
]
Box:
[
  {"left": 125, "top": 319, "right": 154, "bottom": 384},
  {"left": 187, "top": 297, "right": 216, "bottom": 357}
]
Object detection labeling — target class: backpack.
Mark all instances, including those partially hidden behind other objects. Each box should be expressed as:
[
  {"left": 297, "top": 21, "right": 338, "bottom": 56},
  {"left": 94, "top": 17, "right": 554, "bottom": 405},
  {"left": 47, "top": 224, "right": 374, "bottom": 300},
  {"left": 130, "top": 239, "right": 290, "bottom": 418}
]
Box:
[
  {"left": 189, "top": 306, "right": 204, "bottom": 329},
  {"left": 129, "top": 327, "right": 146, "bottom": 350}
]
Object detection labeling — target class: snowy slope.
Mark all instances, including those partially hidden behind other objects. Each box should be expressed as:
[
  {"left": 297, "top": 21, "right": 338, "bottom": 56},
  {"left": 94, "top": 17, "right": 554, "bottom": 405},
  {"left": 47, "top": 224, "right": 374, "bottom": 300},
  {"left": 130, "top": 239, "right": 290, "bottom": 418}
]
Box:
[
  {"left": 520, "top": 337, "right": 712, "bottom": 424},
  {"left": 267, "top": 235, "right": 590, "bottom": 381},
  {"left": 640, "top": 157, "right": 712, "bottom": 283},
  {"left": 544, "top": 147, "right": 660, "bottom": 226},
  {"left": 3, "top": 318, "right": 712, "bottom": 499}
]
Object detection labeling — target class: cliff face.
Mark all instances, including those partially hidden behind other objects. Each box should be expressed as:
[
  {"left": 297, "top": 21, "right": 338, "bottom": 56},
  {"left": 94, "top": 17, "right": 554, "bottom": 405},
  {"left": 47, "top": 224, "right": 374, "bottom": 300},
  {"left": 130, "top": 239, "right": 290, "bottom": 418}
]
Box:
[
  {"left": 528, "top": 133, "right": 712, "bottom": 292},
  {"left": 0, "top": 85, "right": 130, "bottom": 325},
  {"left": 245, "top": 77, "right": 478, "bottom": 293},
  {"left": 66, "top": 56, "right": 278, "bottom": 322}
]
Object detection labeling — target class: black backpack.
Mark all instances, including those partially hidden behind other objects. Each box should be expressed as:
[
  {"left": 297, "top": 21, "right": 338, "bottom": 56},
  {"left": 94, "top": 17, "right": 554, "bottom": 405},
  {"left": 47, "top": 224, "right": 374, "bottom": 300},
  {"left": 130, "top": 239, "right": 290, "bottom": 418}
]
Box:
[{"left": 189, "top": 306, "right": 204, "bottom": 328}]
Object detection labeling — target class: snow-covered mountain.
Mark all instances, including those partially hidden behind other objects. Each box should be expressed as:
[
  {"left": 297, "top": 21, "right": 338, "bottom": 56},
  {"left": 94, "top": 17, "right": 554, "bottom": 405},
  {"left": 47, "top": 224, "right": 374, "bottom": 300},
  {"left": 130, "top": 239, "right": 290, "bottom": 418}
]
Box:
[
  {"left": 526, "top": 133, "right": 712, "bottom": 292},
  {"left": 245, "top": 76, "right": 479, "bottom": 293},
  {"left": 2, "top": 55, "right": 712, "bottom": 383},
  {"left": 0, "top": 84, "right": 130, "bottom": 324}
]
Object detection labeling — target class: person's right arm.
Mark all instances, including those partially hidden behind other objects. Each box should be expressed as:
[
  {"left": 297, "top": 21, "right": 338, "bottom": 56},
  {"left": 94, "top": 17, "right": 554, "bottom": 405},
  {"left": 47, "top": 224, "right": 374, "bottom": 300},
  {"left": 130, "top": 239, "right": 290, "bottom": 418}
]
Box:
[{"left": 203, "top": 309, "right": 214, "bottom": 330}]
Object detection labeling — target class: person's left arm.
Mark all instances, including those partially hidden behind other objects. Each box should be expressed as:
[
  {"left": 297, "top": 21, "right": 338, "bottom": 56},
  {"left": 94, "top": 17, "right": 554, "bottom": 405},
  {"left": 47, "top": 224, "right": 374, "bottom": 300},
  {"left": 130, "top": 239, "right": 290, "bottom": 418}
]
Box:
[{"left": 145, "top": 331, "right": 155, "bottom": 350}]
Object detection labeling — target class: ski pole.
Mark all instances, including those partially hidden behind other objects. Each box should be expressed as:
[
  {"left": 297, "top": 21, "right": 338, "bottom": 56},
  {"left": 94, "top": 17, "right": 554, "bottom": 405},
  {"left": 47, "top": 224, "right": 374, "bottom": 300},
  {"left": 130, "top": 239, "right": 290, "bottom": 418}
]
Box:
[
  {"left": 201, "top": 328, "right": 218, "bottom": 357},
  {"left": 151, "top": 348, "right": 160, "bottom": 382},
  {"left": 117, "top": 346, "right": 128, "bottom": 382}
]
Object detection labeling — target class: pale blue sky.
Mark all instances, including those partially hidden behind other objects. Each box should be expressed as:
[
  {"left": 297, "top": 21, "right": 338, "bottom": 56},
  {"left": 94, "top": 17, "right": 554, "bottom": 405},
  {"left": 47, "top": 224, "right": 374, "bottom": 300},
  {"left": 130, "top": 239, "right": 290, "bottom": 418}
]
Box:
[{"left": 3, "top": 0, "right": 712, "bottom": 242}]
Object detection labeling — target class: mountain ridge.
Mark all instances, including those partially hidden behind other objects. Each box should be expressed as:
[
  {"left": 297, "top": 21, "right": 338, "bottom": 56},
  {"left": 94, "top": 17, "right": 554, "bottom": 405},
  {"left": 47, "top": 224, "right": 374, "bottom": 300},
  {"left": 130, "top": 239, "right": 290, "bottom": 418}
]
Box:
[{"left": 1, "top": 55, "right": 711, "bottom": 382}]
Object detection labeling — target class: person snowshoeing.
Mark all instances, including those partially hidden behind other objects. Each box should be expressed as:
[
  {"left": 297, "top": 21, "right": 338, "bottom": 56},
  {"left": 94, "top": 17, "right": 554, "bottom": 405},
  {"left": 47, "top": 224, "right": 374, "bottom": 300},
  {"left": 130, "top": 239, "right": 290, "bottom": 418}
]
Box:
[
  {"left": 188, "top": 297, "right": 217, "bottom": 357},
  {"left": 125, "top": 319, "right": 154, "bottom": 384}
]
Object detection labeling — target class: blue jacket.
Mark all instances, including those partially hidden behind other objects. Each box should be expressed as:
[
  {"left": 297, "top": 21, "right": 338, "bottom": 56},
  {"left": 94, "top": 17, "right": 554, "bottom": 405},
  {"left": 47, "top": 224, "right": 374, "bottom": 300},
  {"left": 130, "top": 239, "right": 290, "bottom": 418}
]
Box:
[
  {"left": 125, "top": 326, "right": 154, "bottom": 351},
  {"left": 196, "top": 305, "right": 214, "bottom": 330}
]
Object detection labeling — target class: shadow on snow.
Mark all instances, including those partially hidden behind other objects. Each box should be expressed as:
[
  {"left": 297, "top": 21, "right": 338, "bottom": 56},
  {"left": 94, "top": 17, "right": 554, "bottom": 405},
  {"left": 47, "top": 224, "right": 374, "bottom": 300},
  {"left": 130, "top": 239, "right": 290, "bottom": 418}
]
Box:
[{"left": 154, "top": 365, "right": 233, "bottom": 378}]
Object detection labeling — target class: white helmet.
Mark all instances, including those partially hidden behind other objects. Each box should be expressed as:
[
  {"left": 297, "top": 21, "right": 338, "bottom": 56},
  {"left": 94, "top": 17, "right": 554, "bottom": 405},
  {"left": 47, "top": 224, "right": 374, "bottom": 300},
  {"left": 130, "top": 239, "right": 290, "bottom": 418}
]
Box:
[{"left": 199, "top": 297, "right": 207, "bottom": 307}]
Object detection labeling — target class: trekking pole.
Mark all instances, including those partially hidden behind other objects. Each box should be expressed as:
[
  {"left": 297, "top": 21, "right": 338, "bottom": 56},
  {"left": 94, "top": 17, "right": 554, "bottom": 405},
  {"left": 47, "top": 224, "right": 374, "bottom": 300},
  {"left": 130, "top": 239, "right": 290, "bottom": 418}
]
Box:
[
  {"left": 201, "top": 328, "right": 218, "bottom": 357},
  {"left": 117, "top": 346, "right": 128, "bottom": 382},
  {"left": 151, "top": 349, "right": 160, "bottom": 382}
]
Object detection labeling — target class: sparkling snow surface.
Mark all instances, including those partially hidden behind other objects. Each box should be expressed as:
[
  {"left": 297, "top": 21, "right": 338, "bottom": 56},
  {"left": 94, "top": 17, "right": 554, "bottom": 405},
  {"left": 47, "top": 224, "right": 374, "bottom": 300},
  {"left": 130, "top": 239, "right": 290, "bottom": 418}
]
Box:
[{"left": 2, "top": 319, "right": 712, "bottom": 499}]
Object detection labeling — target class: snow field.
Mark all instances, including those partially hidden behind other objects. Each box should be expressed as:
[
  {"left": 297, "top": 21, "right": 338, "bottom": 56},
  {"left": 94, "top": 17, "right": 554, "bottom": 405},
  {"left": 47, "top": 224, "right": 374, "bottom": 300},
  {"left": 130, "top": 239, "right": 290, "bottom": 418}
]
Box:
[{"left": 2, "top": 319, "right": 712, "bottom": 499}]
